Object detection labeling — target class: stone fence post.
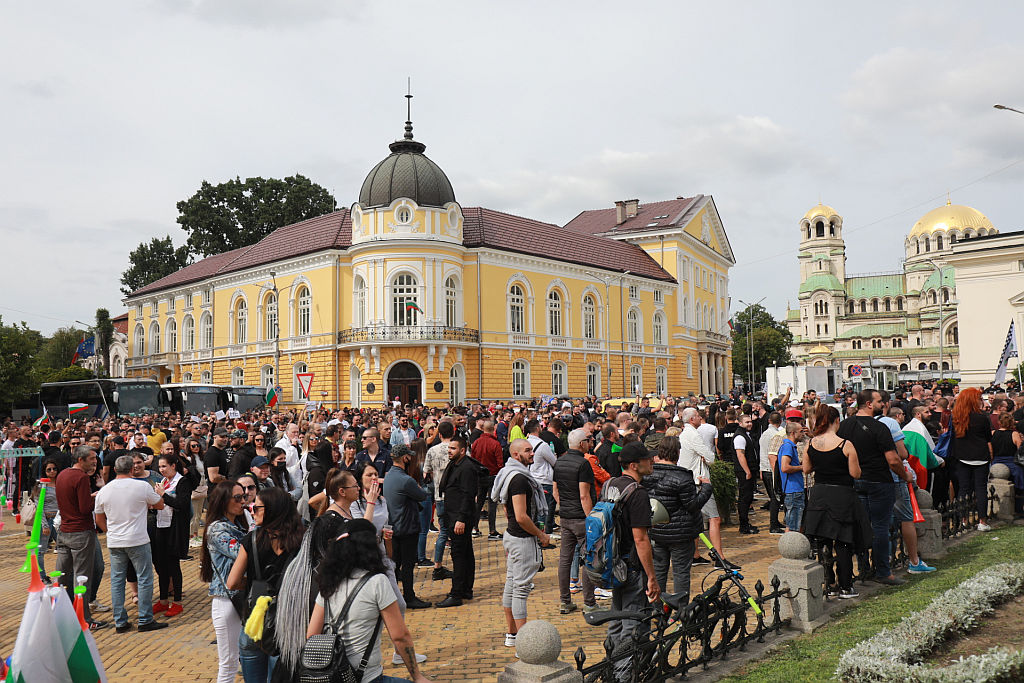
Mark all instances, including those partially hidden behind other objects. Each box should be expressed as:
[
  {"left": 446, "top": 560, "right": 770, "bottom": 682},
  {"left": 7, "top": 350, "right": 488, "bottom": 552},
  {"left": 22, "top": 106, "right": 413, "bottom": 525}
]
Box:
[
  {"left": 914, "top": 489, "right": 945, "bottom": 560},
  {"left": 769, "top": 531, "right": 827, "bottom": 632},
  {"left": 989, "top": 464, "right": 1016, "bottom": 524},
  {"left": 498, "top": 620, "right": 582, "bottom": 683}
]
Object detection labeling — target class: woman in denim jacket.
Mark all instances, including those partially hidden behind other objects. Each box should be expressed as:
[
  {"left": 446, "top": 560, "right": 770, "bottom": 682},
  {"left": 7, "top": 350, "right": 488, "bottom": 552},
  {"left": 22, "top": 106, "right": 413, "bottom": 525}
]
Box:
[{"left": 201, "top": 480, "right": 248, "bottom": 683}]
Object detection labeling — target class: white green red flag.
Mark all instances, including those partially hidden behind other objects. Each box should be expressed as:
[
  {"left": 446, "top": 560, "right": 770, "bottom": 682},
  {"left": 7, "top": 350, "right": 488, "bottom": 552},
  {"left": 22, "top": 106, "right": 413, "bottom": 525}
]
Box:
[
  {"left": 32, "top": 409, "right": 49, "bottom": 428},
  {"left": 51, "top": 586, "right": 106, "bottom": 682},
  {"left": 265, "top": 385, "right": 278, "bottom": 408},
  {"left": 404, "top": 301, "right": 423, "bottom": 314},
  {"left": 68, "top": 403, "right": 88, "bottom": 416}
]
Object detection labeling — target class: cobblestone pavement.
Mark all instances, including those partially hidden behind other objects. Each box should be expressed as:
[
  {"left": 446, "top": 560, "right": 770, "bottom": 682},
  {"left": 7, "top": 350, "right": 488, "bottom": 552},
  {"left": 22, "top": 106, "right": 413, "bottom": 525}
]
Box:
[{"left": 0, "top": 506, "right": 782, "bottom": 682}]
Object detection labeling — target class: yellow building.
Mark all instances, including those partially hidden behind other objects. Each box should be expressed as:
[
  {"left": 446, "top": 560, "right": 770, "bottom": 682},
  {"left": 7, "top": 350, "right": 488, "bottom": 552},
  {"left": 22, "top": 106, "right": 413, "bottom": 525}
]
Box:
[{"left": 123, "top": 115, "right": 735, "bottom": 406}]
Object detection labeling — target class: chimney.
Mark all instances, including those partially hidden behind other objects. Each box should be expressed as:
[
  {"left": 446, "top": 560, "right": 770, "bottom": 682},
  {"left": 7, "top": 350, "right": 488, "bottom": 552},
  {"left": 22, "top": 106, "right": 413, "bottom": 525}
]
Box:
[
  {"left": 614, "top": 200, "right": 626, "bottom": 225},
  {"left": 614, "top": 199, "right": 640, "bottom": 225}
]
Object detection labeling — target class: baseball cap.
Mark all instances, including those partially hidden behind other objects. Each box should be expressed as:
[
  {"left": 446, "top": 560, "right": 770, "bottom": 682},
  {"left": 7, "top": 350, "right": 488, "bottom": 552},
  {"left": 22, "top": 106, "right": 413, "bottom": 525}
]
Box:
[
  {"left": 618, "top": 441, "right": 653, "bottom": 465},
  {"left": 231, "top": 429, "right": 247, "bottom": 439},
  {"left": 250, "top": 455, "right": 270, "bottom": 468},
  {"left": 785, "top": 408, "right": 804, "bottom": 420}
]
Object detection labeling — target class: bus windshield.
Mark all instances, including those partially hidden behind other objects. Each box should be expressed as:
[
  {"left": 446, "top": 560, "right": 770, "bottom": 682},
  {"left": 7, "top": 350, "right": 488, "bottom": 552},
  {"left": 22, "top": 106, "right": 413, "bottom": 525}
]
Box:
[
  {"left": 233, "top": 389, "right": 266, "bottom": 413},
  {"left": 116, "top": 383, "right": 163, "bottom": 416},
  {"left": 185, "top": 387, "right": 221, "bottom": 414}
]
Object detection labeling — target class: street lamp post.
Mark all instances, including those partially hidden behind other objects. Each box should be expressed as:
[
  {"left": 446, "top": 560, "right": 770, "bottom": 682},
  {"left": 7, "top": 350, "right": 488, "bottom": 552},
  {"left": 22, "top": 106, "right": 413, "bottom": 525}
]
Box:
[
  {"left": 924, "top": 258, "right": 944, "bottom": 383},
  {"left": 269, "top": 271, "right": 280, "bottom": 409},
  {"left": 586, "top": 271, "right": 618, "bottom": 398},
  {"left": 994, "top": 104, "right": 1024, "bottom": 115},
  {"left": 738, "top": 297, "right": 766, "bottom": 394}
]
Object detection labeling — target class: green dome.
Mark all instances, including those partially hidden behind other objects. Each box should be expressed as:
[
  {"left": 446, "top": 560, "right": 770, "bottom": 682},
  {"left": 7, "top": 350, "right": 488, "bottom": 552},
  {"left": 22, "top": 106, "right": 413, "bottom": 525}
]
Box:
[
  {"left": 922, "top": 266, "right": 955, "bottom": 291},
  {"left": 799, "top": 273, "right": 845, "bottom": 297}
]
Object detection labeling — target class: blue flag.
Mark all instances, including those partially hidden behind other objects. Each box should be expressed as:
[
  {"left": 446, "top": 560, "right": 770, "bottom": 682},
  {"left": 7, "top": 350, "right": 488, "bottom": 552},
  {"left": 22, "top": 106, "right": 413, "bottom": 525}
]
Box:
[{"left": 71, "top": 336, "right": 95, "bottom": 365}]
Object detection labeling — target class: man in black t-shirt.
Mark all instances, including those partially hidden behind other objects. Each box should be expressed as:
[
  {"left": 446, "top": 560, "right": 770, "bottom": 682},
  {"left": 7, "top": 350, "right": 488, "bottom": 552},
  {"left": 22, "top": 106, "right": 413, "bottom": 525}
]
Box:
[
  {"left": 605, "top": 441, "right": 659, "bottom": 669},
  {"left": 494, "top": 438, "right": 551, "bottom": 648},
  {"left": 553, "top": 429, "right": 597, "bottom": 613},
  {"left": 203, "top": 428, "right": 231, "bottom": 484}
]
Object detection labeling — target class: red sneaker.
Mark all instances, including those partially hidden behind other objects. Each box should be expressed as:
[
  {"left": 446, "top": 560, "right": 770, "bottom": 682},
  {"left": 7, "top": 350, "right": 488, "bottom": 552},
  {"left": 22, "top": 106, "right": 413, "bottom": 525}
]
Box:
[
  {"left": 153, "top": 601, "right": 168, "bottom": 613},
  {"left": 164, "top": 603, "right": 183, "bottom": 617}
]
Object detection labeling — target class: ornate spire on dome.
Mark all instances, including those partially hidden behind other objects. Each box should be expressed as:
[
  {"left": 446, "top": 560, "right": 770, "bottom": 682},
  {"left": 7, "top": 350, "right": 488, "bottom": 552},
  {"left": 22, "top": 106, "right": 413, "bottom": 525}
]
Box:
[{"left": 390, "top": 82, "right": 426, "bottom": 154}]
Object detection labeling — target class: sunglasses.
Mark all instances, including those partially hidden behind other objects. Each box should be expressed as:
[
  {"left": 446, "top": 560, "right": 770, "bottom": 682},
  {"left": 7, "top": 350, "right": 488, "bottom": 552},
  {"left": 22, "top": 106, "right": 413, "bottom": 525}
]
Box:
[
  {"left": 231, "top": 494, "right": 246, "bottom": 502},
  {"left": 251, "top": 505, "right": 265, "bottom": 512},
  {"left": 242, "top": 485, "right": 257, "bottom": 491}
]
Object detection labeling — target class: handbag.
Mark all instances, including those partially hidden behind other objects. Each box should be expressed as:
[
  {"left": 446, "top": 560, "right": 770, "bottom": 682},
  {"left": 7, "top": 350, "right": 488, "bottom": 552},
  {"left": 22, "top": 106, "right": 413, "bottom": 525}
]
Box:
[
  {"left": 21, "top": 492, "right": 36, "bottom": 529},
  {"left": 246, "top": 533, "right": 281, "bottom": 656},
  {"left": 210, "top": 549, "right": 247, "bottom": 621},
  {"left": 297, "top": 573, "right": 382, "bottom": 683}
]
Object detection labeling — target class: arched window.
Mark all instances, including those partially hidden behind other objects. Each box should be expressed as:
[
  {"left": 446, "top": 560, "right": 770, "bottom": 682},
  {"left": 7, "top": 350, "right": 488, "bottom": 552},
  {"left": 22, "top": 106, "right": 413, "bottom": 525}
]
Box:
[
  {"left": 924, "top": 237, "right": 931, "bottom": 252},
  {"left": 449, "top": 364, "right": 463, "bottom": 404},
  {"left": 918, "top": 362, "right": 927, "bottom": 370},
  {"left": 627, "top": 309, "right": 640, "bottom": 343},
  {"left": 509, "top": 284, "right": 525, "bottom": 334},
  {"left": 166, "top": 318, "right": 177, "bottom": 352},
  {"left": 231, "top": 367, "right": 244, "bottom": 386},
  {"left": 942, "top": 361, "right": 950, "bottom": 370},
  {"left": 847, "top": 301, "right": 855, "bottom": 314},
  {"left": 512, "top": 360, "right": 529, "bottom": 398},
  {"left": 582, "top": 295, "right": 596, "bottom": 339},
  {"left": 587, "top": 363, "right": 600, "bottom": 397},
  {"left": 392, "top": 273, "right": 419, "bottom": 326},
  {"left": 652, "top": 312, "right": 666, "bottom": 346},
  {"left": 655, "top": 366, "right": 667, "bottom": 396},
  {"left": 897, "top": 297, "right": 904, "bottom": 311},
  {"left": 264, "top": 292, "right": 278, "bottom": 340},
  {"left": 681, "top": 296, "right": 689, "bottom": 326},
  {"left": 293, "top": 361, "right": 308, "bottom": 401},
  {"left": 350, "top": 365, "right": 362, "bottom": 408},
  {"left": 936, "top": 235, "right": 944, "bottom": 250},
  {"left": 134, "top": 324, "right": 145, "bottom": 356},
  {"left": 942, "top": 289, "right": 950, "bottom": 304},
  {"left": 816, "top": 220, "right": 825, "bottom": 237},
  {"left": 296, "top": 286, "right": 311, "bottom": 336},
  {"left": 445, "top": 277, "right": 459, "bottom": 328},
  {"left": 547, "top": 289, "right": 563, "bottom": 337},
  {"left": 200, "top": 312, "right": 213, "bottom": 349},
  {"left": 551, "top": 362, "right": 567, "bottom": 395},
  {"left": 893, "top": 338, "right": 902, "bottom": 348},
  {"left": 201, "top": 370, "right": 212, "bottom": 383},
  {"left": 929, "top": 362, "right": 938, "bottom": 371},
  {"left": 353, "top": 276, "right": 366, "bottom": 328},
  {"left": 696, "top": 306, "right": 703, "bottom": 330},
  {"left": 872, "top": 299, "right": 879, "bottom": 312},
  {"left": 261, "top": 364, "right": 274, "bottom": 387},
  {"left": 182, "top": 371, "right": 193, "bottom": 383},
  {"left": 630, "top": 364, "right": 643, "bottom": 395},
  {"left": 947, "top": 325, "right": 959, "bottom": 345},
  {"left": 899, "top": 363, "right": 909, "bottom": 371},
  {"left": 860, "top": 300, "right": 867, "bottom": 313},
  {"left": 149, "top": 321, "right": 161, "bottom": 354},
  {"left": 235, "top": 299, "right": 247, "bottom": 343},
  {"left": 884, "top": 298, "right": 891, "bottom": 312},
  {"left": 182, "top": 315, "right": 195, "bottom": 351}
]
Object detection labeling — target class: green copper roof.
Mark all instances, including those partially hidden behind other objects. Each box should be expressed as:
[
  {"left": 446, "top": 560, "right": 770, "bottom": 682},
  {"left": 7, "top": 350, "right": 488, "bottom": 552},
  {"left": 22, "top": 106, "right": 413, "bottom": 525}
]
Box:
[
  {"left": 830, "top": 248, "right": 845, "bottom": 255},
  {"left": 799, "top": 273, "right": 845, "bottom": 297},
  {"left": 787, "top": 309, "right": 800, "bottom": 321},
  {"left": 922, "top": 266, "right": 955, "bottom": 291},
  {"left": 836, "top": 322, "right": 908, "bottom": 339},
  {"left": 845, "top": 274, "right": 905, "bottom": 299},
  {"left": 830, "top": 346, "right": 957, "bottom": 360},
  {"left": 812, "top": 254, "right": 830, "bottom": 262}
]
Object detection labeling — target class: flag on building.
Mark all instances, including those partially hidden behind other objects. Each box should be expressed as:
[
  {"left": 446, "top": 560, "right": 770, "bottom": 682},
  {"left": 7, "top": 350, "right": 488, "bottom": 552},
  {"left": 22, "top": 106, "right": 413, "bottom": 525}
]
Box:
[
  {"left": 70, "top": 337, "right": 95, "bottom": 366},
  {"left": 727, "top": 318, "right": 735, "bottom": 332},
  {"left": 994, "top": 320, "right": 1018, "bottom": 384},
  {"left": 265, "top": 385, "right": 278, "bottom": 408},
  {"left": 68, "top": 403, "right": 89, "bottom": 416},
  {"left": 404, "top": 301, "right": 424, "bottom": 314},
  {"left": 32, "top": 409, "right": 49, "bottom": 428}
]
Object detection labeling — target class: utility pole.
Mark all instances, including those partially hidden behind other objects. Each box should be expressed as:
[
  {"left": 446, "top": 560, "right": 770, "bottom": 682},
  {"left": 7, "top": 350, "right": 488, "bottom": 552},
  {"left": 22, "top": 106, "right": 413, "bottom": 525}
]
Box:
[{"left": 738, "top": 297, "right": 766, "bottom": 393}]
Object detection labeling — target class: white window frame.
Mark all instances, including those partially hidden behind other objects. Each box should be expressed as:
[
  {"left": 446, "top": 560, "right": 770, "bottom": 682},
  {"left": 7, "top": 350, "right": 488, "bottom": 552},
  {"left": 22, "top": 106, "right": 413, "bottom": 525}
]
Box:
[
  {"left": 353, "top": 276, "right": 367, "bottom": 328},
  {"left": 264, "top": 292, "right": 278, "bottom": 340},
  {"left": 586, "top": 363, "right": 600, "bottom": 397},
  {"left": 551, "top": 361, "right": 567, "bottom": 395},
  {"left": 509, "top": 284, "right": 525, "bottom": 334},
  {"left": 444, "top": 277, "right": 459, "bottom": 328},
  {"left": 297, "top": 286, "right": 311, "bottom": 336},
  {"left": 656, "top": 366, "right": 667, "bottom": 396},
  {"left": 292, "top": 361, "right": 308, "bottom": 401},
  {"left": 512, "top": 360, "right": 530, "bottom": 398},
  {"left": 391, "top": 273, "right": 419, "bottom": 327},
  {"left": 630, "top": 364, "right": 643, "bottom": 395},
  {"left": 261, "top": 364, "right": 274, "bottom": 388},
  {"left": 231, "top": 367, "right": 244, "bottom": 386},
  {"left": 182, "top": 315, "right": 195, "bottom": 351},
  {"left": 547, "top": 289, "right": 563, "bottom": 337}
]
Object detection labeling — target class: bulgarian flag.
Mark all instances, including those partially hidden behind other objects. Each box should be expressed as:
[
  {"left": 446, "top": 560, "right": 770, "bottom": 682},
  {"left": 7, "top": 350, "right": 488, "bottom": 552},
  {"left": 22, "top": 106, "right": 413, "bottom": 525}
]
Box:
[
  {"left": 265, "top": 385, "right": 279, "bottom": 408},
  {"left": 404, "top": 301, "right": 424, "bottom": 314},
  {"left": 32, "top": 409, "right": 48, "bottom": 428},
  {"left": 68, "top": 403, "right": 89, "bottom": 416}
]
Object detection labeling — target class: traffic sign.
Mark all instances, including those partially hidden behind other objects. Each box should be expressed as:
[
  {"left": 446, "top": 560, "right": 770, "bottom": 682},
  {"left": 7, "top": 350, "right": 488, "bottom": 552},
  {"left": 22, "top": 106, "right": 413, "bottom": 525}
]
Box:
[
  {"left": 850, "top": 365, "right": 862, "bottom": 377},
  {"left": 296, "top": 372, "right": 315, "bottom": 399}
]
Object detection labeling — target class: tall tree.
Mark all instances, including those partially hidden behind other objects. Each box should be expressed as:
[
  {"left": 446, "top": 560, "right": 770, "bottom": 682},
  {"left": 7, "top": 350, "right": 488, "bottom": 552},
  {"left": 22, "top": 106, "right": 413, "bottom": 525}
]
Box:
[
  {"left": 0, "top": 317, "right": 43, "bottom": 410},
  {"left": 730, "top": 304, "right": 793, "bottom": 384},
  {"left": 120, "top": 235, "right": 192, "bottom": 296},
  {"left": 35, "top": 326, "right": 88, "bottom": 373},
  {"left": 95, "top": 308, "right": 114, "bottom": 376},
  {"left": 177, "top": 174, "right": 337, "bottom": 257}
]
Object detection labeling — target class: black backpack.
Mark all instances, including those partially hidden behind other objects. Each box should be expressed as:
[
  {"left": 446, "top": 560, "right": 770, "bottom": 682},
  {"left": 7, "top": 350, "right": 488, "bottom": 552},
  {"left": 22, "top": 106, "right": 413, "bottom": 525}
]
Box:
[{"left": 296, "top": 573, "right": 382, "bottom": 683}]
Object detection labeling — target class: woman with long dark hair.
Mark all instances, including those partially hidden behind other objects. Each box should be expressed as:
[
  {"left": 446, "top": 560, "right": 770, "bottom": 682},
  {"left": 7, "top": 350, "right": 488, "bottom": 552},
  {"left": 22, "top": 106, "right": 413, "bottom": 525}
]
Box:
[
  {"left": 227, "top": 486, "right": 304, "bottom": 682},
  {"left": 992, "top": 412, "right": 1024, "bottom": 515},
  {"left": 308, "top": 519, "right": 431, "bottom": 683},
  {"left": 184, "top": 437, "right": 208, "bottom": 546},
  {"left": 201, "top": 480, "right": 247, "bottom": 683},
  {"left": 952, "top": 387, "right": 993, "bottom": 531},
  {"left": 153, "top": 452, "right": 194, "bottom": 618}
]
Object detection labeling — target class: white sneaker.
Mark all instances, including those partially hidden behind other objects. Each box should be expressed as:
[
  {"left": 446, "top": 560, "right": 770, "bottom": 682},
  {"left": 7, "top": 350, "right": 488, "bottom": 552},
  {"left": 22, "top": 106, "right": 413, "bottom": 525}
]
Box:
[
  {"left": 89, "top": 600, "right": 111, "bottom": 613},
  {"left": 188, "top": 536, "right": 203, "bottom": 548},
  {"left": 977, "top": 522, "right": 992, "bottom": 532},
  {"left": 392, "top": 652, "right": 427, "bottom": 664},
  {"left": 595, "top": 588, "right": 613, "bottom": 599},
  {"left": 504, "top": 633, "right": 517, "bottom": 648},
  {"left": 549, "top": 533, "right": 561, "bottom": 540}
]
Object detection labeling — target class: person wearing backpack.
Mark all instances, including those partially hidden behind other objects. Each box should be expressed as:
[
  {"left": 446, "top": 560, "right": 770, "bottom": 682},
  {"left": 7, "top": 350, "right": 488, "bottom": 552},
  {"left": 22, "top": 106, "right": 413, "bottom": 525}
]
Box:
[
  {"left": 491, "top": 437, "right": 550, "bottom": 648},
  {"left": 603, "top": 441, "right": 660, "bottom": 669}
]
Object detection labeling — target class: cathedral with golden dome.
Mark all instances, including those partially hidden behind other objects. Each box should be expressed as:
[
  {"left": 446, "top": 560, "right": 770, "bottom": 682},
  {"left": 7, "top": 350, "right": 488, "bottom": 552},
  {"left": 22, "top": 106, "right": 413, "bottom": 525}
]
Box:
[{"left": 786, "top": 200, "right": 998, "bottom": 380}]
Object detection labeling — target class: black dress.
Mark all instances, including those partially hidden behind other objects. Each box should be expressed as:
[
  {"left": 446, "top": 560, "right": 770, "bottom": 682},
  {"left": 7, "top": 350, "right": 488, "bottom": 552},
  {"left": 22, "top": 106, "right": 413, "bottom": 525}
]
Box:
[{"left": 803, "top": 440, "right": 872, "bottom": 550}]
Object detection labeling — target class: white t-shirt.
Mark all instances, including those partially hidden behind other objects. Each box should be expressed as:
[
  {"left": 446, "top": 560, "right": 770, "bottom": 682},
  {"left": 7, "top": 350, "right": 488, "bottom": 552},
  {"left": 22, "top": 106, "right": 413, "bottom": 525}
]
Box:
[
  {"left": 697, "top": 423, "right": 718, "bottom": 453},
  {"left": 94, "top": 478, "right": 161, "bottom": 547},
  {"left": 317, "top": 571, "right": 396, "bottom": 681},
  {"left": 733, "top": 434, "right": 747, "bottom": 453}
]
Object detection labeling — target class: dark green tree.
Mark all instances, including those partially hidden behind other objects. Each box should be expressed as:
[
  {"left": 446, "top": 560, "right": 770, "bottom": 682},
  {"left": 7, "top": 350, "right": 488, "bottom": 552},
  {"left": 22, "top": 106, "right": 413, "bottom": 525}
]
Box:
[
  {"left": 35, "top": 326, "right": 88, "bottom": 374},
  {"left": 730, "top": 304, "right": 793, "bottom": 383},
  {"left": 177, "top": 174, "right": 337, "bottom": 257},
  {"left": 0, "top": 317, "right": 44, "bottom": 410},
  {"left": 120, "top": 236, "right": 192, "bottom": 296},
  {"left": 95, "top": 308, "right": 114, "bottom": 376},
  {"left": 38, "top": 365, "right": 93, "bottom": 383}
]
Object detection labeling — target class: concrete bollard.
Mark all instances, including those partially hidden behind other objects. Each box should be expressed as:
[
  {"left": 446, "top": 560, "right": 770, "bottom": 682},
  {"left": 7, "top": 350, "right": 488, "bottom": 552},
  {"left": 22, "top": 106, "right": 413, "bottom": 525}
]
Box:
[
  {"left": 769, "top": 531, "right": 827, "bottom": 632},
  {"left": 498, "top": 620, "right": 582, "bottom": 683},
  {"left": 914, "top": 489, "right": 945, "bottom": 560},
  {"left": 990, "top": 464, "right": 1016, "bottom": 525}
]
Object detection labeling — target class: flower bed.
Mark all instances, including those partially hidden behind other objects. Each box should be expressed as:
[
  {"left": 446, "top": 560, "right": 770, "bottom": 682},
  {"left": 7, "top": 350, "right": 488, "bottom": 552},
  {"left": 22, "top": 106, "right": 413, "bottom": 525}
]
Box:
[{"left": 835, "top": 562, "right": 1024, "bottom": 682}]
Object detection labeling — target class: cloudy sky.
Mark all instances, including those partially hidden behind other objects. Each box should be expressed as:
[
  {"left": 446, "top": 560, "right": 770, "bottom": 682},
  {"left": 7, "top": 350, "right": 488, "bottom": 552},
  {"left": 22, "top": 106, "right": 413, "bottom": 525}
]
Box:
[{"left": 5, "top": 1, "right": 1024, "bottom": 335}]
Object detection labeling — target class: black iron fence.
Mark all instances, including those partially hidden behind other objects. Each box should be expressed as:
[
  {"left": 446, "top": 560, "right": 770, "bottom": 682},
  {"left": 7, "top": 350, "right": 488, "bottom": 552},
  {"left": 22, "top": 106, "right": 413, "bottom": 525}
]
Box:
[
  {"left": 936, "top": 487, "right": 999, "bottom": 539},
  {"left": 573, "top": 573, "right": 789, "bottom": 682}
]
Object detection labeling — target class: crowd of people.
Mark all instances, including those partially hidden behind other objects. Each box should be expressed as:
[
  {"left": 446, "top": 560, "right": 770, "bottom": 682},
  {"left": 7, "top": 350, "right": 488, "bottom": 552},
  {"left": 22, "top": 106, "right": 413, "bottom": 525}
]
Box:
[{"left": 2, "top": 377, "right": 1022, "bottom": 682}]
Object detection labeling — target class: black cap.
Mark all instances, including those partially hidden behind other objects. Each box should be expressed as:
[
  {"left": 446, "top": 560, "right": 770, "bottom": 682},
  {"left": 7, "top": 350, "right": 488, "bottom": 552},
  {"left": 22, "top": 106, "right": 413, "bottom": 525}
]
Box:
[
  {"left": 617, "top": 441, "right": 653, "bottom": 465},
  {"left": 250, "top": 455, "right": 270, "bottom": 468}
]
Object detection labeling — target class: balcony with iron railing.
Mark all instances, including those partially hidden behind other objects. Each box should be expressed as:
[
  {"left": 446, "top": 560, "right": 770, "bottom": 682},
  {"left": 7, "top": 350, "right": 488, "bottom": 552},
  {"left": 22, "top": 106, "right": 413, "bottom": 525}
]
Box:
[{"left": 337, "top": 325, "right": 481, "bottom": 344}]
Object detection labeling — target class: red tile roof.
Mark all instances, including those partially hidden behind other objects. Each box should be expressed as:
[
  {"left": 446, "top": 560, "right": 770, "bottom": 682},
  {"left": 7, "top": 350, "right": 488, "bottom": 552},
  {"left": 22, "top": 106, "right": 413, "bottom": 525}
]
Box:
[
  {"left": 112, "top": 313, "right": 129, "bottom": 335},
  {"left": 565, "top": 196, "right": 701, "bottom": 236},
  {"left": 462, "top": 207, "right": 674, "bottom": 282}
]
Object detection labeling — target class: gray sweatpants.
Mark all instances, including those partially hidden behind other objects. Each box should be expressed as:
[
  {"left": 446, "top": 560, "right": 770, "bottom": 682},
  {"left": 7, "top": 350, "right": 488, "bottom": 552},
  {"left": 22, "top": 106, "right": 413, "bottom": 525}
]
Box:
[{"left": 502, "top": 532, "right": 541, "bottom": 620}]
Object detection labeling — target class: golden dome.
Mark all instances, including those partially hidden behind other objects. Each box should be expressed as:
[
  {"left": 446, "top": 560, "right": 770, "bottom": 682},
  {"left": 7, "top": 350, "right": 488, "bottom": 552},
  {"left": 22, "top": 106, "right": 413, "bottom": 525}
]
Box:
[
  {"left": 803, "top": 203, "right": 840, "bottom": 221},
  {"left": 808, "top": 344, "right": 831, "bottom": 355},
  {"left": 909, "top": 202, "right": 995, "bottom": 238}
]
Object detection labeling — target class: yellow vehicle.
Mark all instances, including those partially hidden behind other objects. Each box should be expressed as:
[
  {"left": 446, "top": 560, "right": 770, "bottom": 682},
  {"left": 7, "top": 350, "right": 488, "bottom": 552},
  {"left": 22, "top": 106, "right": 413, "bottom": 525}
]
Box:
[{"left": 600, "top": 396, "right": 667, "bottom": 411}]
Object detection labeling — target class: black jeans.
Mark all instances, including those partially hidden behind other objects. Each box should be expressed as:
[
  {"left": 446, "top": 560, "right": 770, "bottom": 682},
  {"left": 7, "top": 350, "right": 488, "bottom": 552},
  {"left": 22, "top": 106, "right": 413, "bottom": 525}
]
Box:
[
  {"left": 735, "top": 466, "right": 755, "bottom": 528},
  {"left": 956, "top": 462, "right": 989, "bottom": 520},
  {"left": 447, "top": 524, "right": 475, "bottom": 598},
  {"left": 476, "top": 474, "right": 497, "bottom": 533},
  {"left": 392, "top": 534, "right": 419, "bottom": 600},
  {"left": 761, "top": 470, "right": 782, "bottom": 529},
  {"left": 152, "top": 527, "right": 182, "bottom": 601}
]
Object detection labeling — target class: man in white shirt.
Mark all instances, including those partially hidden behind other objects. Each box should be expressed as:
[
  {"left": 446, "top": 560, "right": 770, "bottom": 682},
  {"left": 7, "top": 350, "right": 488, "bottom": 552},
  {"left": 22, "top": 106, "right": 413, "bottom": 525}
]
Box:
[
  {"left": 94, "top": 455, "right": 167, "bottom": 633},
  {"left": 678, "top": 408, "right": 738, "bottom": 570},
  {"left": 757, "top": 411, "right": 786, "bottom": 535},
  {"left": 274, "top": 422, "right": 301, "bottom": 472},
  {"left": 526, "top": 419, "right": 556, "bottom": 533},
  {"left": 424, "top": 420, "right": 455, "bottom": 580},
  {"left": 696, "top": 411, "right": 718, "bottom": 454}
]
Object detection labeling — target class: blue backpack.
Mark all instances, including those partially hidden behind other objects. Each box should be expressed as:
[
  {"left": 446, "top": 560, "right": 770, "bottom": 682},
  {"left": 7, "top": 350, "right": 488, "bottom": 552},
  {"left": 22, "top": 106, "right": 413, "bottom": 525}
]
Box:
[
  {"left": 580, "top": 481, "right": 639, "bottom": 589},
  {"left": 933, "top": 429, "right": 952, "bottom": 461}
]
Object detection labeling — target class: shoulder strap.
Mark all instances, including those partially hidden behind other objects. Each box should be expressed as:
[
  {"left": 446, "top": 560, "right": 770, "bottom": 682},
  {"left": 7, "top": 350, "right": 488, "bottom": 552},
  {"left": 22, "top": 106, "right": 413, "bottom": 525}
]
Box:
[
  {"left": 357, "top": 616, "right": 383, "bottom": 673},
  {"left": 325, "top": 572, "right": 375, "bottom": 630},
  {"left": 249, "top": 531, "right": 263, "bottom": 582}
]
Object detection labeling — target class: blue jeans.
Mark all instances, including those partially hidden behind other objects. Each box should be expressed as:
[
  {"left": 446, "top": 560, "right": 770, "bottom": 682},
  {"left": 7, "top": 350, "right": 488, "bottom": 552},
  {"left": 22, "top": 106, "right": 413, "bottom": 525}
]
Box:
[
  {"left": 783, "top": 491, "right": 805, "bottom": 531},
  {"left": 239, "top": 630, "right": 278, "bottom": 682},
  {"left": 542, "top": 484, "right": 556, "bottom": 530},
  {"left": 110, "top": 544, "right": 155, "bottom": 627},
  {"left": 417, "top": 485, "right": 433, "bottom": 562},
  {"left": 433, "top": 499, "right": 449, "bottom": 564},
  {"left": 855, "top": 479, "right": 896, "bottom": 579},
  {"left": 37, "top": 516, "right": 56, "bottom": 579}
]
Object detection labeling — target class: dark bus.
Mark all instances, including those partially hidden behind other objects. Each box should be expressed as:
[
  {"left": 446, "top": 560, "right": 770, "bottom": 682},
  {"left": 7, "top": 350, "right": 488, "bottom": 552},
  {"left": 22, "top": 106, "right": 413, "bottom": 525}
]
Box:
[
  {"left": 39, "top": 379, "right": 163, "bottom": 419},
  {"left": 161, "top": 384, "right": 233, "bottom": 415},
  {"left": 231, "top": 386, "right": 267, "bottom": 413}
]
